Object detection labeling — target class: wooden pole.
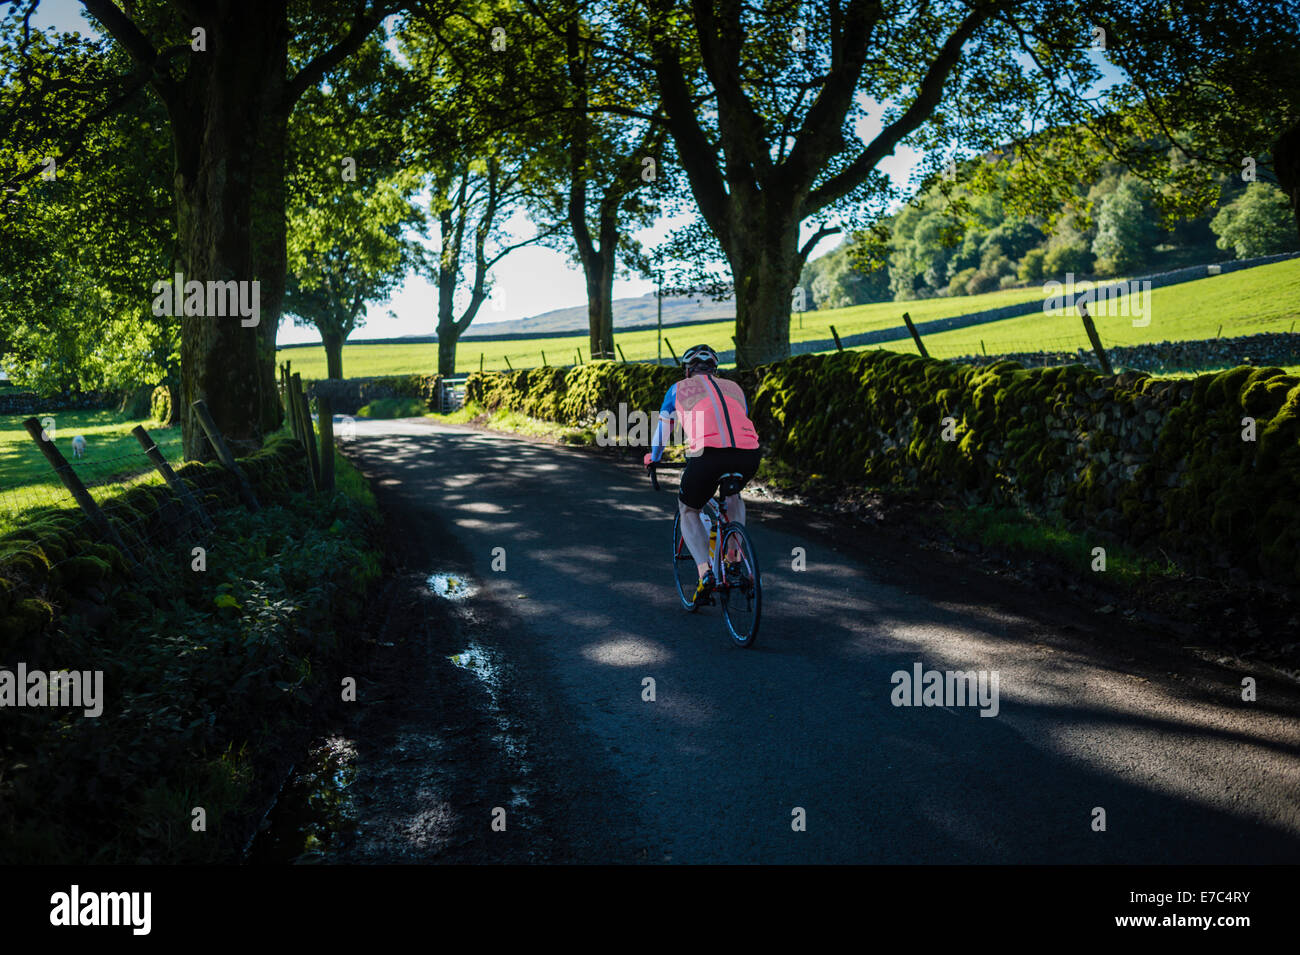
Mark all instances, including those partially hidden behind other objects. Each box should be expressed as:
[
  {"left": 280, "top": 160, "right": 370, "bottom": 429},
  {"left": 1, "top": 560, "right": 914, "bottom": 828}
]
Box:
[
  {"left": 189, "top": 400, "right": 261, "bottom": 511},
  {"left": 23, "top": 417, "right": 141, "bottom": 571},
  {"left": 541, "top": 350, "right": 548, "bottom": 366},
  {"left": 317, "top": 396, "right": 335, "bottom": 493},
  {"left": 504, "top": 355, "right": 513, "bottom": 370},
  {"left": 480, "top": 353, "right": 484, "bottom": 374},
  {"left": 289, "top": 375, "right": 319, "bottom": 492},
  {"left": 657, "top": 271, "right": 663, "bottom": 365},
  {"left": 829, "top": 325, "right": 843, "bottom": 352},
  {"left": 131, "top": 424, "right": 213, "bottom": 531},
  {"left": 1077, "top": 303, "right": 1113, "bottom": 376},
  {"left": 980, "top": 339, "right": 987, "bottom": 356},
  {"left": 298, "top": 390, "right": 321, "bottom": 492},
  {"left": 901, "top": 312, "right": 929, "bottom": 358},
  {"left": 616, "top": 344, "right": 627, "bottom": 363},
  {"left": 664, "top": 337, "right": 679, "bottom": 364},
  {"left": 576, "top": 348, "right": 583, "bottom": 365}
]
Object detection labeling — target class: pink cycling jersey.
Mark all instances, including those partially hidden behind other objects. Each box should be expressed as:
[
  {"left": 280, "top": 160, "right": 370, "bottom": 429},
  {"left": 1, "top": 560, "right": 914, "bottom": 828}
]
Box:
[{"left": 673, "top": 375, "right": 760, "bottom": 454}]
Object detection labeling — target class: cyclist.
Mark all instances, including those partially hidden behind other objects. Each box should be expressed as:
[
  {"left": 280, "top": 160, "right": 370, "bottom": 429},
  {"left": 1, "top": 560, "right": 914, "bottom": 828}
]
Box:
[{"left": 643, "top": 343, "right": 761, "bottom": 607}]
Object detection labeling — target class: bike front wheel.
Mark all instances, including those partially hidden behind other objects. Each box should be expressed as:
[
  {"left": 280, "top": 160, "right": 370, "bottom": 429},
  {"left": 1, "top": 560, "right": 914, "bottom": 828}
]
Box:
[
  {"left": 717, "top": 523, "right": 761, "bottom": 647},
  {"left": 671, "top": 510, "right": 700, "bottom": 611}
]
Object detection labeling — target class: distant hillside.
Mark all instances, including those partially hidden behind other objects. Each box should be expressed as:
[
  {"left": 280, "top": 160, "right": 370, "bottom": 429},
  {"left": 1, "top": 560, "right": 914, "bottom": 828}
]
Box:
[{"left": 457, "top": 293, "right": 734, "bottom": 339}]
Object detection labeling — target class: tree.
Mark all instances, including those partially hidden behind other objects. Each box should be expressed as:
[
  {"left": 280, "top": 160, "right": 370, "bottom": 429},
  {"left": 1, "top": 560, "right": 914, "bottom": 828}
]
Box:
[
  {"left": 1210, "top": 184, "right": 1298, "bottom": 260},
  {"left": 1097, "top": 0, "right": 1300, "bottom": 240},
  {"left": 285, "top": 175, "right": 425, "bottom": 378},
  {"left": 1092, "top": 178, "right": 1156, "bottom": 276},
  {"left": 529, "top": 12, "right": 663, "bottom": 361},
  {"left": 608, "top": 0, "right": 1110, "bottom": 367},
  {"left": 804, "top": 243, "right": 890, "bottom": 309},
  {"left": 399, "top": 8, "right": 560, "bottom": 375},
  {"left": 284, "top": 40, "right": 426, "bottom": 379},
  {"left": 0, "top": 16, "right": 178, "bottom": 395},
  {"left": 57, "top": 0, "right": 400, "bottom": 457}
]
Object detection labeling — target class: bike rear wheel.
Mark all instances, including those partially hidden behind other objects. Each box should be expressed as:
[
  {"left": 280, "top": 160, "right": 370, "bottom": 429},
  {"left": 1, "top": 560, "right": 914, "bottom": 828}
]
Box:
[
  {"left": 718, "top": 523, "right": 761, "bottom": 646},
  {"left": 671, "top": 510, "right": 700, "bottom": 611}
]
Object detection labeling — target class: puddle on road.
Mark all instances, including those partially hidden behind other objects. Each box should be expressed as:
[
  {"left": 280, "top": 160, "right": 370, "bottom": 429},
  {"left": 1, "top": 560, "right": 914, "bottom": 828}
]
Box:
[
  {"left": 446, "top": 638, "right": 533, "bottom": 808},
  {"left": 246, "top": 736, "right": 358, "bottom": 864},
  {"left": 428, "top": 572, "right": 476, "bottom": 600}
]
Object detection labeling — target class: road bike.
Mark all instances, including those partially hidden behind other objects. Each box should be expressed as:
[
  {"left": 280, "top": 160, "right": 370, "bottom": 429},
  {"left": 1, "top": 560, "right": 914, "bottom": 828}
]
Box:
[{"left": 648, "top": 461, "right": 762, "bottom": 647}]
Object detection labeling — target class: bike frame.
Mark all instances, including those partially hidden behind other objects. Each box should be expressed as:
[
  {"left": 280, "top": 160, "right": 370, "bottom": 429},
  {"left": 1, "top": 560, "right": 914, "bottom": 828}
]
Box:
[{"left": 679, "top": 490, "right": 747, "bottom": 592}]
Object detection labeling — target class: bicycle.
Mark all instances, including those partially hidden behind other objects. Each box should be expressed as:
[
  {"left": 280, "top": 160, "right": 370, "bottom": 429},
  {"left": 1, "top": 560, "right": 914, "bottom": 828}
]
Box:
[{"left": 648, "top": 461, "right": 762, "bottom": 647}]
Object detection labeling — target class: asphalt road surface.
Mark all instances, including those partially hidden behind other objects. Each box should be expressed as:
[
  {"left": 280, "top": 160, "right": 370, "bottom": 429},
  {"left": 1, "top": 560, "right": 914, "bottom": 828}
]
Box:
[{"left": 332, "top": 416, "right": 1300, "bottom": 864}]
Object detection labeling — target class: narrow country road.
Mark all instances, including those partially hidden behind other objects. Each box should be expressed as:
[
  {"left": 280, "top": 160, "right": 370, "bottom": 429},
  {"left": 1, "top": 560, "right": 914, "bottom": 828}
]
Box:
[{"left": 329, "top": 416, "right": 1300, "bottom": 864}]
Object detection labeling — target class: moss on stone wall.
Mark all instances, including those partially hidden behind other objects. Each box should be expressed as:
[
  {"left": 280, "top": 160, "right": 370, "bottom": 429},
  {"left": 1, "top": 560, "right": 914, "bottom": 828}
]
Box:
[{"left": 466, "top": 352, "right": 1300, "bottom": 585}]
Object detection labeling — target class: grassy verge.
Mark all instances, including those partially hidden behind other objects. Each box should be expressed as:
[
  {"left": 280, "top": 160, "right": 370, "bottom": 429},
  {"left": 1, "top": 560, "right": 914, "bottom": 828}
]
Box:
[
  {"left": 0, "top": 443, "right": 382, "bottom": 864},
  {"left": 355, "top": 397, "right": 429, "bottom": 419},
  {"left": 431, "top": 401, "right": 596, "bottom": 445},
  {"left": 921, "top": 503, "right": 1184, "bottom": 589}
]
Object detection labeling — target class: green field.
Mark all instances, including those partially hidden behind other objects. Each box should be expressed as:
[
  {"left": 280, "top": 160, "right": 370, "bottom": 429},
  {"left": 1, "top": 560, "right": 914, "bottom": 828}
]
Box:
[
  {"left": 882, "top": 258, "right": 1300, "bottom": 359},
  {"left": 0, "top": 409, "right": 181, "bottom": 529},
  {"left": 277, "top": 259, "right": 1299, "bottom": 377}
]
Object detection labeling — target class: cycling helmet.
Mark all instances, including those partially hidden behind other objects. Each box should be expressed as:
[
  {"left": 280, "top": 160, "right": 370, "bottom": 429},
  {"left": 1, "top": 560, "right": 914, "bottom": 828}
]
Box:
[{"left": 682, "top": 343, "right": 719, "bottom": 374}]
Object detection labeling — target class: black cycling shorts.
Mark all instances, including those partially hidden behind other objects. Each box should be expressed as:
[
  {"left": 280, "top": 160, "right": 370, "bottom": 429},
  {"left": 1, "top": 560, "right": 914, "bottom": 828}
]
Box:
[{"left": 678, "top": 446, "right": 762, "bottom": 509}]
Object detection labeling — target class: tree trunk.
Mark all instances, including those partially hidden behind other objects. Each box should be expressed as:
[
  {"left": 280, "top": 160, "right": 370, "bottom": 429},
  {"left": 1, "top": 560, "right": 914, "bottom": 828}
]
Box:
[
  {"left": 437, "top": 337, "right": 458, "bottom": 376},
  {"left": 323, "top": 330, "right": 345, "bottom": 379},
  {"left": 251, "top": 62, "right": 289, "bottom": 435},
  {"left": 584, "top": 250, "right": 616, "bottom": 360},
  {"left": 171, "top": 3, "right": 285, "bottom": 460},
  {"left": 437, "top": 223, "right": 460, "bottom": 376},
  {"left": 727, "top": 210, "right": 802, "bottom": 369}
]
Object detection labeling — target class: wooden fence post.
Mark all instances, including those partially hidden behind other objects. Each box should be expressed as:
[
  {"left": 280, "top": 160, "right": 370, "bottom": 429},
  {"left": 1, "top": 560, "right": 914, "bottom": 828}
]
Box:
[
  {"left": 189, "top": 400, "right": 261, "bottom": 511},
  {"left": 576, "top": 348, "right": 583, "bottom": 365},
  {"left": 131, "top": 424, "right": 214, "bottom": 531},
  {"left": 480, "top": 353, "right": 484, "bottom": 374},
  {"left": 616, "top": 344, "right": 627, "bottom": 363},
  {"left": 504, "top": 355, "right": 513, "bottom": 370},
  {"left": 23, "top": 417, "right": 142, "bottom": 571},
  {"left": 295, "top": 384, "right": 321, "bottom": 492},
  {"left": 901, "top": 312, "right": 929, "bottom": 358},
  {"left": 541, "top": 350, "right": 548, "bottom": 366},
  {"left": 664, "top": 338, "right": 679, "bottom": 364},
  {"left": 288, "top": 375, "right": 319, "bottom": 491},
  {"left": 1077, "top": 303, "right": 1113, "bottom": 375},
  {"left": 285, "top": 368, "right": 303, "bottom": 443},
  {"left": 829, "top": 325, "right": 843, "bottom": 352},
  {"left": 317, "top": 396, "right": 335, "bottom": 493}
]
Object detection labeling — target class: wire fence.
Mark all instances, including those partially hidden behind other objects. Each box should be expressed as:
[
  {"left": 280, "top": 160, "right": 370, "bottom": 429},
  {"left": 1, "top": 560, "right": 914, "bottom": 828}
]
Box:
[
  {"left": 0, "top": 398, "right": 318, "bottom": 594},
  {"left": 447, "top": 310, "right": 1298, "bottom": 376}
]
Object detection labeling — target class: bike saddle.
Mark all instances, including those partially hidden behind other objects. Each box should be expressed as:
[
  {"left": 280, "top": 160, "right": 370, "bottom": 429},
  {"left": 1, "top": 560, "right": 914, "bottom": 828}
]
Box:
[{"left": 718, "top": 472, "right": 745, "bottom": 497}]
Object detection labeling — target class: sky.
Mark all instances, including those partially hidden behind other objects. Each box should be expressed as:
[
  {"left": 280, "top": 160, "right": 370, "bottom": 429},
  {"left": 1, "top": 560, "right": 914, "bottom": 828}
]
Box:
[{"left": 33, "top": 1, "right": 1119, "bottom": 345}]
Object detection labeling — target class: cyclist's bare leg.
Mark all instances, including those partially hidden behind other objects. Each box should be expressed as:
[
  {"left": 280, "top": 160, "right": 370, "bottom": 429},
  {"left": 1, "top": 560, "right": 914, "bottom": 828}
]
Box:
[
  {"left": 678, "top": 499, "right": 712, "bottom": 580},
  {"left": 723, "top": 493, "right": 746, "bottom": 561}
]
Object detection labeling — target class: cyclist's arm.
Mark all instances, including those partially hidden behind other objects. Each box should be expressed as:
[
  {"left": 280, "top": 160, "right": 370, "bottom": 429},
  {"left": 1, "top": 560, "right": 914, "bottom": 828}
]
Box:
[{"left": 649, "top": 383, "right": 676, "bottom": 463}]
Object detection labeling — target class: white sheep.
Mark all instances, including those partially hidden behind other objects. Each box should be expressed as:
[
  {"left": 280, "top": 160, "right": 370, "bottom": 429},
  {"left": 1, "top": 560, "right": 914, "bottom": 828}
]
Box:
[{"left": 71, "top": 435, "right": 86, "bottom": 459}]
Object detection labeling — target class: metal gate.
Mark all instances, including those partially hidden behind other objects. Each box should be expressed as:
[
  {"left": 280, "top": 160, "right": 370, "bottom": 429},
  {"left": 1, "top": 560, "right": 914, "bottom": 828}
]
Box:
[{"left": 439, "top": 376, "right": 468, "bottom": 413}]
